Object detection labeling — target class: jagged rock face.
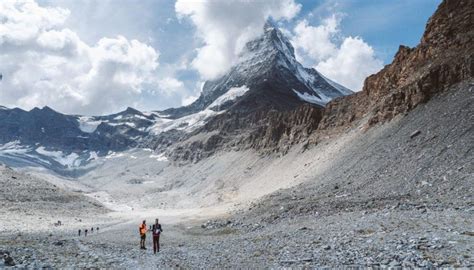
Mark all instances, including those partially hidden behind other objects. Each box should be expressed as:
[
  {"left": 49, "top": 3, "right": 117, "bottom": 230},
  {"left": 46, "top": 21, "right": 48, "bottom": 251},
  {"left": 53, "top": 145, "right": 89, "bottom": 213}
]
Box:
[
  {"left": 167, "top": 104, "right": 322, "bottom": 163},
  {"left": 364, "top": 0, "right": 473, "bottom": 102},
  {"left": 318, "top": 0, "right": 473, "bottom": 131}
]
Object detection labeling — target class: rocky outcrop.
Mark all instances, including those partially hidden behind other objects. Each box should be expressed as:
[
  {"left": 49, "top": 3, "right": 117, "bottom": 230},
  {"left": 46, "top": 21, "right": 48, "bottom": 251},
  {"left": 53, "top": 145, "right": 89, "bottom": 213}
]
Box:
[
  {"left": 318, "top": 0, "right": 473, "bottom": 130},
  {"left": 167, "top": 104, "right": 322, "bottom": 163}
]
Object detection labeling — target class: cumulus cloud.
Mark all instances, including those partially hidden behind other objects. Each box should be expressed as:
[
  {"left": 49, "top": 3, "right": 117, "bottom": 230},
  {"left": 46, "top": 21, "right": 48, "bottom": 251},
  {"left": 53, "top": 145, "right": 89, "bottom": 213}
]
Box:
[
  {"left": 0, "top": 0, "right": 179, "bottom": 115},
  {"left": 293, "top": 15, "right": 340, "bottom": 62},
  {"left": 157, "top": 77, "right": 186, "bottom": 96},
  {"left": 292, "top": 14, "right": 383, "bottom": 91},
  {"left": 175, "top": 0, "right": 301, "bottom": 80}
]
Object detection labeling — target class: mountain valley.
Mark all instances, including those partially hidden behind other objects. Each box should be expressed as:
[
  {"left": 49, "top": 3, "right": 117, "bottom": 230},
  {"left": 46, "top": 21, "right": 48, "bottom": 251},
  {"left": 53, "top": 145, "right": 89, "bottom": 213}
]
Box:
[{"left": 0, "top": 0, "right": 473, "bottom": 268}]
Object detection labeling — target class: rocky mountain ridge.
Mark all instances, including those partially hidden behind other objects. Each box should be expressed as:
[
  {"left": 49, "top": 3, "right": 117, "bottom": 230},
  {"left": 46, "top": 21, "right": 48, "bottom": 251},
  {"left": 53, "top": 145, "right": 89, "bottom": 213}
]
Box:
[{"left": 0, "top": 106, "right": 159, "bottom": 175}]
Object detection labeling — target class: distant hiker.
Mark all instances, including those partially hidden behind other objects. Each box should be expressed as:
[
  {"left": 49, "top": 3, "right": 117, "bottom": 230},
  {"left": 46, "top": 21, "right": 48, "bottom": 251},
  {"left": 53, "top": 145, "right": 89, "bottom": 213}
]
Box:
[
  {"left": 152, "top": 218, "right": 163, "bottom": 254},
  {"left": 97, "top": 227, "right": 99, "bottom": 233},
  {"left": 91, "top": 227, "right": 94, "bottom": 233},
  {"left": 78, "top": 229, "right": 81, "bottom": 236},
  {"left": 139, "top": 220, "right": 147, "bottom": 250},
  {"left": 85, "top": 229, "right": 88, "bottom": 236}
]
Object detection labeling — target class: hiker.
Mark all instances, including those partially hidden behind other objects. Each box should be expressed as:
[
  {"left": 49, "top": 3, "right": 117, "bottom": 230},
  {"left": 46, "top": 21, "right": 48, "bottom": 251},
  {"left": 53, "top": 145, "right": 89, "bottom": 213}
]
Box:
[
  {"left": 85, "top": 229, "right": 88, "bottom": 236},
  {"left": 78, "top": 229, "right": 81, "bottom": 236},
  {"left": 91, "top": 227, "right": 94, "bottom": 233},
  {"left": 152, "top": 219, "right": 163, "bottom": 254},
  {"left": 139, "top": 220, "right": 147, "bottom": 250},
  {"left": 97, "top": 227, "right": 99, "bottom": 233}
]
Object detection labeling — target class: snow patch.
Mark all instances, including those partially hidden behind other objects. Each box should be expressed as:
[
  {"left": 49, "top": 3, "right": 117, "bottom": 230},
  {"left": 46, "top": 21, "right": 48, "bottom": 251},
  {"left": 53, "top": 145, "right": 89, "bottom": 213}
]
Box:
[
  {"left": 87, "top": 151, "right": 99, "bottom": 161},
  {"left": 149, "top": 153, "right": 168, "bottom": 162},
  {"left": 105, "top": 151, "right": 125, "bottom": 159},
  {"left": 0, "top": 141, "right": 30, "bottom": 154},
  {"left": 35, "top": 147, "right": 81, "bottom": 167},
  {"left": 78, "top": 117, "right": 102, "bottom": 133},
  {"left": 292, "top": 89, "right": 330, "bottom": 106},
  {"left": 149, "top": 86, "right": 249, "bottom": 135},
  {"left": 150, "top": 109, "right": 224, "bottom": 135},
  {"left": 106, "top": 122, "right": 136, "bottom": 128},
  {"left": 208, "top": 85, "right": 249, "bottom": 109}
]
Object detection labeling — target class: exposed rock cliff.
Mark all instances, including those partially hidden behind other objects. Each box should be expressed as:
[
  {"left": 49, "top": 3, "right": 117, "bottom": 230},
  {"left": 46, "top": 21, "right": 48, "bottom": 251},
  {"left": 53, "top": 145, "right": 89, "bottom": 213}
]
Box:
[{"left": 318, "top": 0, "right": 473, "bottom": 131}]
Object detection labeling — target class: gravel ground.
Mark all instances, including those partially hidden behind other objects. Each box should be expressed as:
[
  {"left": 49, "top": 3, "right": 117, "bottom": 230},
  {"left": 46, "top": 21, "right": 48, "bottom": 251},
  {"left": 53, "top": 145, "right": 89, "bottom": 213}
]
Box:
[{"left": 1, "top": 207, "right": 472, "bottom": 268}]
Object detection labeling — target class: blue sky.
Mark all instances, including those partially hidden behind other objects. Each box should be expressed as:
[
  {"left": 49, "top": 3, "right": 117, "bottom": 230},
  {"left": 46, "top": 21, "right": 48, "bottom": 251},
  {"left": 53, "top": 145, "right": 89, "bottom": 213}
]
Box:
[{"left": 1, "top": 0, "right": 442, "bottom": 115}]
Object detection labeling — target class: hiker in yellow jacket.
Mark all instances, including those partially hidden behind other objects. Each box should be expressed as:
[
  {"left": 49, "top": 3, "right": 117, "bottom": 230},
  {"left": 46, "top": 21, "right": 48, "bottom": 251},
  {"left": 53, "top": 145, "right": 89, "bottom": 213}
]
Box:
[{"left": 139, "top": 220, "right": 147, "bottom": 250}]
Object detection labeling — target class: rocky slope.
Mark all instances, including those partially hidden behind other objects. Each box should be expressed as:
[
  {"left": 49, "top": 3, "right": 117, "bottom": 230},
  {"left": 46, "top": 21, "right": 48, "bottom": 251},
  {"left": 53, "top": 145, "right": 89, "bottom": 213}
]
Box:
[
  {"left": 0, "top": 163, "right": 106, "bottom": 232},
  {"left": 197, "top": 79, "right": 473, "bottom": 268}
]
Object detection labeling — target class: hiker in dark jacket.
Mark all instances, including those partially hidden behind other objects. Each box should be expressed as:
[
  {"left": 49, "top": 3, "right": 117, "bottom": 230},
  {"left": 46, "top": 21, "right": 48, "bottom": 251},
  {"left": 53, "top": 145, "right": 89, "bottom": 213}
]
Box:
[{"left": 152, "top": 218, "right": 163, "bottom": 254}]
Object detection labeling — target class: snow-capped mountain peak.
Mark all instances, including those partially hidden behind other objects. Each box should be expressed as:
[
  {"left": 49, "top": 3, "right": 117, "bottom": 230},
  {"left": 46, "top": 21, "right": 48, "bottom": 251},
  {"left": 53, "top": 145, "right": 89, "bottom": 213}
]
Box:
[{"left": 162, "top": 21, "right": 352, "bottom": 119}]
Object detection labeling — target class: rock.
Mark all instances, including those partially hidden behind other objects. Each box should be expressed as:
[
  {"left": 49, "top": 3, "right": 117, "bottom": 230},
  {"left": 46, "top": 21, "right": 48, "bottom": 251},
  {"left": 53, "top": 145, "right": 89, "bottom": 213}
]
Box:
[
  {"left": 3, "top": 254, "right": 15, "bottom": 266},
  {"left": 53, "top": 241, "right": 64, "bottom": 246},
  {"left": 410, "top": 130, "right": 421, "bottom": 139},
  {"left": 390, "top": 260, "right": 401, "bottom": 267}
]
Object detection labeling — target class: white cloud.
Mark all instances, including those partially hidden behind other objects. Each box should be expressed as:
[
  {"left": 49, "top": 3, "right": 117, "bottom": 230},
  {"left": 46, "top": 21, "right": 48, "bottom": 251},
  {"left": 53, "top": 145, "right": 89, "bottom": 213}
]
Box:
[
  {"left": 292, "top": 14, "right": 383, "bottom": 91},
  {"left": 316, "top": 37, "right": 383, "bottom": 91},
  {"left": 175, "top": 0, "right": 301, "bottom": 80},
  {"left": 157, "top": 77, "right": 185, "bottom": 96},
  {"left": 293, "top": 15, "right": 340, "bottom": 62},
  {"left": 0, "top": 0, "right": 166, "bottom": 115}
]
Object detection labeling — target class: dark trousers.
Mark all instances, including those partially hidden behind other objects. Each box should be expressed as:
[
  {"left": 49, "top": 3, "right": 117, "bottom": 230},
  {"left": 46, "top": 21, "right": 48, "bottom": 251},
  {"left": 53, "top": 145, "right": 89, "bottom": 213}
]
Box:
[
  {"left": 140, "top": 234, "right": 146, "bottom": 248},
  {"left": 153, "top": 235, "right": 160, "bottom": 253}
]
